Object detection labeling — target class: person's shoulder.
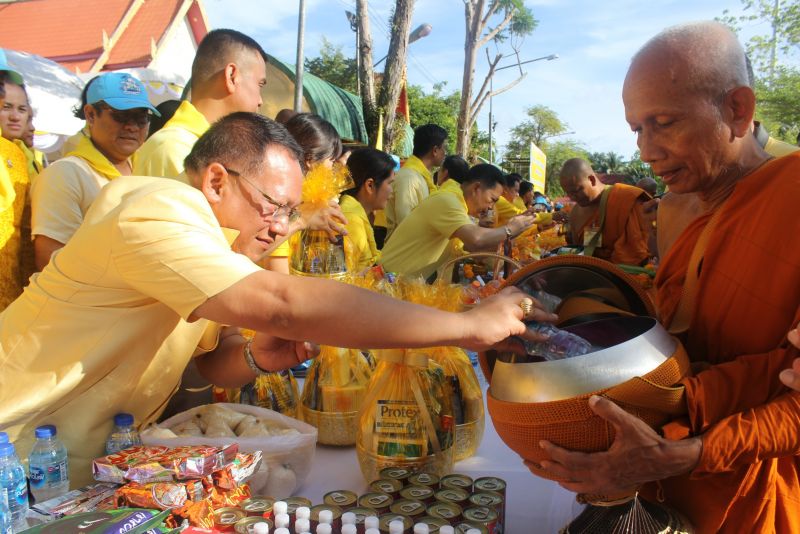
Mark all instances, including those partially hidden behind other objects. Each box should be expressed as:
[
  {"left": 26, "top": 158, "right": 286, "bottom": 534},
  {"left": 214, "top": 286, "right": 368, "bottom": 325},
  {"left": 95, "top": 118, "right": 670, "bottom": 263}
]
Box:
[
  {"left": 612, "top": 182, "right": 650, "bottom": 200},
  {"left": 764, "top": 136, "right": 800, "bottom": 159}
]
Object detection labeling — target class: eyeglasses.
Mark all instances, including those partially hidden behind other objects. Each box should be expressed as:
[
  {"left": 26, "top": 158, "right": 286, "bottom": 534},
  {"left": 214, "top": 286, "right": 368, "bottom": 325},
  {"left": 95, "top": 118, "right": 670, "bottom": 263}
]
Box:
[
  {"left": 224, "top": 167, "right": 300, "bottom": 223},
  {"left": 94, "top": 104, "right": 152, "bottom": 127}
]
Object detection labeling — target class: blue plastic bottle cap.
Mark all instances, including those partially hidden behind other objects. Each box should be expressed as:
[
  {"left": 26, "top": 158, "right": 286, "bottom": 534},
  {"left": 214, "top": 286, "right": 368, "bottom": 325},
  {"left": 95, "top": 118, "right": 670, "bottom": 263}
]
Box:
[
  {"left": 0, "top": 443, "right": 14, "bottom": 457},
  {"left": 0, "top": 432, "right": 7, "bottom": 444},
  {"left": 34, "top": 425, "right": 56, "bottom": 439},
  {"left": 114, "top": 413, "right": 134, "bottom": 426}
]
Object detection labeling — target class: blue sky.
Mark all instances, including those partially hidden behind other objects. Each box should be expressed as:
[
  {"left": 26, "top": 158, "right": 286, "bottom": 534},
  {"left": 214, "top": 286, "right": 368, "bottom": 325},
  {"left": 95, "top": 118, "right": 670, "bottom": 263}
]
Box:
[{"left": 204, "top": 0, "right": 783, "bottom": 159}]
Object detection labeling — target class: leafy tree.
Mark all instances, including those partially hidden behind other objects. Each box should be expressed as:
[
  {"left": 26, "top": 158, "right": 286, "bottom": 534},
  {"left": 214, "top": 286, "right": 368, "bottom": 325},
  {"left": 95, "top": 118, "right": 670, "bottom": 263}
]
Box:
[
  {"left": 304, "top": 38, "right": 358, "bottom": 93},
  {"left": 755, "top": 65, "right": 800, "bottom": 141},
  {"left": 504, "top": 105, "right": 569, "bottom": 159},
  {"left": 541, "top": 139, "right": 590, "bottom": 196}
]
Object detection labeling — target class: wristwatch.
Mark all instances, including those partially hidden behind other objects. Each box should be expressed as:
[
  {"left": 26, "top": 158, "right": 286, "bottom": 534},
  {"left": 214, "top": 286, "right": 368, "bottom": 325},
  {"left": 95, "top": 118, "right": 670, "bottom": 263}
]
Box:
[
  {"left": 243, "top": 339, "right": 271, "bottom": 375},
  {"left": 504, "top": 225, "right": 513, "bottom": 238}
]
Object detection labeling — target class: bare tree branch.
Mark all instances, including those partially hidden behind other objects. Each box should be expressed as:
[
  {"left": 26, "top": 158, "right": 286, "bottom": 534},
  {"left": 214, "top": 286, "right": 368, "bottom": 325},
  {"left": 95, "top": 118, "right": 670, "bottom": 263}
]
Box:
[
  {"left": 480, "top": 0, "right": 499, "bottom": 28},
  {"left": 478, "top": 6, "right": 515, "bottom": 48}
]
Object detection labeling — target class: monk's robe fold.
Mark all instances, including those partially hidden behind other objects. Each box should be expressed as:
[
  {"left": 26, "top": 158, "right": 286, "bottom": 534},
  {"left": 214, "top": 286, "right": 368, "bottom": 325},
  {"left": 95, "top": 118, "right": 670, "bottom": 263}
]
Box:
[
  {"left": 644, "top": 152, "right": 800, "bottom": 533},
  {"left": 576, "top": 183, "right": 650, "bottom": 265}
]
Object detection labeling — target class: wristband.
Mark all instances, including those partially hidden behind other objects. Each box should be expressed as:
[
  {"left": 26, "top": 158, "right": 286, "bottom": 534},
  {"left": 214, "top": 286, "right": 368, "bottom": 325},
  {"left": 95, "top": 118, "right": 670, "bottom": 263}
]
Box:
[
  {"left": 505, "top": 225, "right": 513, "bottom": 238},
  {"left": 243, "top": 339, "right": 271, "bottom": 375}
]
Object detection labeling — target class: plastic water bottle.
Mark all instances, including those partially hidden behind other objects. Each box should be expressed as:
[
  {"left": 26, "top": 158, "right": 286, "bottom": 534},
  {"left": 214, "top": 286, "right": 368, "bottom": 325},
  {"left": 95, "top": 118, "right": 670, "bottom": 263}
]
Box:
[
  {"left": 28, "top": 425, "right": 69, "bottom": 502},
  {"left": 0, "top": 433, "right": 11, "bottom": 534},
  {"left": 0, "top": 439, "right": 28, "bottom": 529},
  {"left": 104, "top": 413, "right": 141, "bottom": 454},
  {"left": 524, "top": 322, "right": 594, "bottom": 360}
]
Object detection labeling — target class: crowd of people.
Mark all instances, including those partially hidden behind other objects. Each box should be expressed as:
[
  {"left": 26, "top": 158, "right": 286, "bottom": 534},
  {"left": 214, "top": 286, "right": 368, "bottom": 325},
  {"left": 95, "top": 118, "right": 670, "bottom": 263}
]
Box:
[{"left": 0, "top": 20, "right": 798, "bottom": 534}]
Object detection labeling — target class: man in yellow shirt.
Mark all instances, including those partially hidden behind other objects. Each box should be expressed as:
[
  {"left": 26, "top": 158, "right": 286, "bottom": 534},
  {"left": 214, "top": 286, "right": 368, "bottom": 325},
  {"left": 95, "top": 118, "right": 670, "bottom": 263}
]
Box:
[
  {"left": 494, "top": 172, "right": 524, "bottom": 227},
  {"left": 134, "top": 29, "right": 267, "bottom": 180},
  {"left": 380, "top": 164, "right": 536, "bottom": 279},
  {"left": 384, "top": 124, "right": 447, "bottom": 239},
  {"left": 0, "top": 113, "right": 540, "bottom": 485}
]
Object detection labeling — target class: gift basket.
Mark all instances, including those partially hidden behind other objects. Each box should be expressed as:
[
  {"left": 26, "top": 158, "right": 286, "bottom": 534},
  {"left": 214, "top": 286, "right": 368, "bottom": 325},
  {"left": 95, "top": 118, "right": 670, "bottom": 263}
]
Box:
[
  {"left": 479, "top": 255, "right": 694, "bottom": 532},
  {"left": 141, "top": 403, "right": 317, "bottom": 498},
  {"left": 355, "top": 349, "right": 455, "bottom": 482}
]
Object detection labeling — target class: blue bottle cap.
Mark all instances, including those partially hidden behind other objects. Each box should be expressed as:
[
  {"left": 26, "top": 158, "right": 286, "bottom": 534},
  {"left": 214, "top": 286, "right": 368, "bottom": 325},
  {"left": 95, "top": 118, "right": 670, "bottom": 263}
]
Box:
[
  {"left": 34, "top": 425, "right": 56, "bottom": 439},
  {"left": 113, "top": 413, "right": 134, "bottom": 426},
  {"left": 0, "top": 443, "right": 14, "bottom": 457},
  {"left": 0, "top": 432, "right": 8, "bottom": 444}
]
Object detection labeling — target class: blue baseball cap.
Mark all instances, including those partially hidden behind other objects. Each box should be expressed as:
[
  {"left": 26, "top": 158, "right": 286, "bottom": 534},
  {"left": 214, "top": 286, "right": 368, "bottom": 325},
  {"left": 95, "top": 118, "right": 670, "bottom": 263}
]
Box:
[
  {"left": 0, "top": 49, "right": 24, "bottom": 85},
  {"left": 87, "top": 73, "right": 160, "bottom": 116},
  {"left": 389, "top": 154, "right": 401, "bottom": 171}
]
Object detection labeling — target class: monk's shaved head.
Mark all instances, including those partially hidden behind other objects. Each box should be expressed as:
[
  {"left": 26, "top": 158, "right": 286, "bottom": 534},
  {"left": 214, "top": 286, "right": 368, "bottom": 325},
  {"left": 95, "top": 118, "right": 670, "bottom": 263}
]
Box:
[
  {"left": 559, "top": 158, "right": 594, "bottom": 184},
  {"left": 629, "top": 21, "right": 748, "bottom": 106},
  {"left": 636, "top": 177, "right": 658, "bottom": 196}
]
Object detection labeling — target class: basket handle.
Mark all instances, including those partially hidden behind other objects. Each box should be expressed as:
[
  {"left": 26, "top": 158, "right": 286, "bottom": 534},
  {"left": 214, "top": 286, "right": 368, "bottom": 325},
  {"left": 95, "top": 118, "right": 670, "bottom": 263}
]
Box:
[{"left": 437, "top": 252, "right": 523, "bottom": 284}]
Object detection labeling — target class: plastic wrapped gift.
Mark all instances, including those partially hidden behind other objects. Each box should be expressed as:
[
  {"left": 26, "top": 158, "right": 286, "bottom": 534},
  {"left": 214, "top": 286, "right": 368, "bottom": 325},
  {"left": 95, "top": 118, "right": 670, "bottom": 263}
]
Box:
[
  {"left": 356, "top": 349, "right": 455, "bottom": 482},
  {"left": 300, "top": 346, "right": 374, "bottom": 445},
  {"left": 213, "top": 370, "right": 300, "bottom": 419},
  {"left": 289, "top": 162, "right": 353, "bottom": 279}
]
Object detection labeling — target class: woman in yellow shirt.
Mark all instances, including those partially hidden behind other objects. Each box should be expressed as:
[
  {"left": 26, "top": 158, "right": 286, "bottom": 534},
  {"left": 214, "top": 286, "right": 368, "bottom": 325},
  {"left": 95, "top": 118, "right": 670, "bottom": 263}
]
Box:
[
  {"left": 341, "top": 148, "right": 396, "bottom": 272},
  {"left": 30, "top": 72, "right": 159, "bottom": 269}
]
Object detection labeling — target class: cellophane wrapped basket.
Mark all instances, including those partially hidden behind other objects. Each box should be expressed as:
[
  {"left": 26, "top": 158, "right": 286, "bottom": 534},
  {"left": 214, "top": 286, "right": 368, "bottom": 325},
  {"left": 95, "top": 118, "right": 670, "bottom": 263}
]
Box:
[
  {"left": 300, "top": 346, "right": 374, "bottom": 445},
  {"left": 356, "top": 349, "right": 455, "bottom": 482}
]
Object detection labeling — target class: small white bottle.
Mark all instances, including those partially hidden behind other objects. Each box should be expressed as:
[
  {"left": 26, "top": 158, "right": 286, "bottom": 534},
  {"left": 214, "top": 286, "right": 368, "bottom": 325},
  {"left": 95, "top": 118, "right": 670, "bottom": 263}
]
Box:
[
  {"left": 364, "top": 515, "right": 379, "bottom": 530},
  {"left": 253, "top": 523, "right": 270, "bottom": 534},
  {"left": 365, "top": 529, "right": 380, "bottom": 534},
  {"left": 296, "top": 506, "right": 311, "bottom": 520},
  {"left": 440, "top": 527, "right": 455, "bottom": 534},
  {"left": 318, "top": 509, "right": 333, "bottom": 525},
  {"left": 389, "top": 520, "right": 405, "bottom": 534},
  {"left": 342, "top": 525, "right": 357, "bottom": 534},
  {"left": 274, "top": 501, "right": 289, "bottom": 516},
  {"left": 294, "top": 518, "right": 310, "bottom": 534},
  {"left": 274, "top": 513, "right": 290, "bottom": 529},
  {"left": 413, "top": 523, "right": 430, "bottom": 534},
  {"left": 316, "top": 524, "right": 332, "bottom": 534},
  {"left": 466, "top": 530, "right": 481, "bottom": 534},
  {"left": 341, "top": 511, "right": 356, "bottom": 525},
  {"left": 275, "top": 529, "right": 290, "bottom": 534}
]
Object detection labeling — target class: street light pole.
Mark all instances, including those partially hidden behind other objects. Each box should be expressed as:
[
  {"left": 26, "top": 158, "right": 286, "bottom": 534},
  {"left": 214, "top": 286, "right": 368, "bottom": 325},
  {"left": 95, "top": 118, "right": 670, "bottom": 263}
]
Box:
[
  {"left": 488, "top": 53, "right": 558, "bottom": 165},
  {"left": 294, "top": 0, "right": 307, "bottom": 112}
]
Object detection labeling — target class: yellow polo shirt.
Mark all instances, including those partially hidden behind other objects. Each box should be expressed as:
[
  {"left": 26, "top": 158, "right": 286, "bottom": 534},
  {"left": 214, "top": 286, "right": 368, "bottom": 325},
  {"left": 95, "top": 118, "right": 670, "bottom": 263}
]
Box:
[
  {"left": 0, "top": 138, "right": 31, "bottom": 311},
  {"left": 341, "top": 194, "right": 378, "bottom": 272},
  {"left": 134, "top": 100, "right": 210, "bottom": 181},
  {"left": 0, "top": 176, "right": 261, "bottom": 486},
  {"left": 494, "top": 196, "right": 524, "bottom": 227},
  {"left": 764, "top": 136, "right": 799, "bottom": 158},
  {"left": 513, "top": 196, "right": 526, "bottom": 211},
  {"left": 385, "top": 155, "right": 434, "bottom": 239},
  {"left": 31, "top": 135, "right": 134, "bottom": 245},
  {"left": 379, "top": 179, "right": 471, "bottom": 279}
]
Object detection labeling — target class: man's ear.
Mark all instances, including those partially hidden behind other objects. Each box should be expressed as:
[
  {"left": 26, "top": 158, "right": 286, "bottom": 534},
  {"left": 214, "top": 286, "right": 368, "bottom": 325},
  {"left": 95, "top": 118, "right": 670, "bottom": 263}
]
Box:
[
  {"left": 724, "top": 86, "right": 756, "bottom": 139},
  {"left": 364, "top": 177, "right": 376, "bottom": 194},
  {"left": 223, "top": 63, "right": 238, "bottom": 95},
  {"left": 84, "top": 104, "right": 97, "bottom": 126},
  {"left": 201, "top": 162, "right": 230, "bottom": 205},
  {"left": 587, "top": 174, "right": 598, "bottom": 186}
]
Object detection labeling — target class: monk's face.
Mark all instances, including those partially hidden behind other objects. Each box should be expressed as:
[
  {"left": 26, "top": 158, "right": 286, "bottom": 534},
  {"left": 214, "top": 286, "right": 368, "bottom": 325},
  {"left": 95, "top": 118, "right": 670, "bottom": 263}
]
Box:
[
  {"left": 559, "top": 175, "right": 598, "bottom": 207},
  {"left": 623, "top": 53, "right": 737, "bottom": 195}
]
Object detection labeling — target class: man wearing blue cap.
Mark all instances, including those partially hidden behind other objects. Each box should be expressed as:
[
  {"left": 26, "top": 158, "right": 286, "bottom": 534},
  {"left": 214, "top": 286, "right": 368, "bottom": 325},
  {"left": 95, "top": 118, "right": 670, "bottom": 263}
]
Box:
[
  {"left": 30, "top": 72, "right": 160, "bottom": 269},
  {"left": 0, "top": 49, "right": 32, "bottom": 311}
]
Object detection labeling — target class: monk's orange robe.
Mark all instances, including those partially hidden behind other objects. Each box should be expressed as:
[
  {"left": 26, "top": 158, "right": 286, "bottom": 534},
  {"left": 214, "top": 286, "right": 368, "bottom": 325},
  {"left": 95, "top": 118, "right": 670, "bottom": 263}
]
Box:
[
  {"left": 644, "top": 152, "right": 800, "bottom": 533},
  {"left": 575, "top": 183, "right": 650, "bottom": 265}
]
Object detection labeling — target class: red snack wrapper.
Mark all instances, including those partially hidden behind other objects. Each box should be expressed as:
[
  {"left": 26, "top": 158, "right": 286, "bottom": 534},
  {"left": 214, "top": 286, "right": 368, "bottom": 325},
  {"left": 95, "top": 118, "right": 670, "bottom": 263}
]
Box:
[
  {"left": 94, "top": 444, "right": 239, "bottom": 484},
  {"left": 211, "top": 452, "right": 262, "bottom": 490},
  {"left": 170, "top": 485, "right": 249, "bottom": 528},
  {"left": 115, "top": 482, "right": 188, "bottom": 510},
  {"left": 93, "top": 446, "right": 170, "bottom": 484},
  {"left": 209, "top": 484, "right": 251, "bottom": 508}
]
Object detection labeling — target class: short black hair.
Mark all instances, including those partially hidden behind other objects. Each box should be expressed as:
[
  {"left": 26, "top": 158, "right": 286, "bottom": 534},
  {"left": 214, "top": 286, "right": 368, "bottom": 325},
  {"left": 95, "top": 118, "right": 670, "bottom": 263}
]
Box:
[
  {"left": 412, "top": 123, "right": 447, "bottom": 157},
  {"left": 148, "top": 99, "right": 182, "bottom": 137},
  {"left": 344, "top": 147, "right": 395, "bottom": 196},
  {"left": 462, "top": 163, "right": 504, "bottom": 189},
  {"left": 184, "top": 112, "right": 303, "bottom": 178},
  {"left": 284, "top": 112, "right": 342, "bottom": 168},
  {"left": 519, "top": 180, "right": 533, "bottom": 196},
  {"left": 73, "top": 75, "right": 100, "bottom": 119},
  {"left": 191, "top": 29, "right": 267, "bottom": 91},
  {"left": 441, "top": 155, "right": 469, "bottom": 184},
  {"left": 502, "top": 172, "right": 522, "bottom": 188},
  {"left": 0, "top": 72, "right": 7, "bottom": 99}
]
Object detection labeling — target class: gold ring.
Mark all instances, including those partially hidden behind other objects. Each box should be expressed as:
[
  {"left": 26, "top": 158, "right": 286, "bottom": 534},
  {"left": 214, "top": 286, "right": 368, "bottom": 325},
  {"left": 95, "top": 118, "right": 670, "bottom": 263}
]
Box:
[{"left": 519, "top": 298, "right": 533, "bottom": 317}]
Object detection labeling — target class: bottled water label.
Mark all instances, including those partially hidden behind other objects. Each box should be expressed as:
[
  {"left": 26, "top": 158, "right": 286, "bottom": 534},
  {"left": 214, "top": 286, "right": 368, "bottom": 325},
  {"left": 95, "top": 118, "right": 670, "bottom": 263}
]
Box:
[
  {"left": 30, "top": 460, "right": 67, "bottom": 489},
  {"left": 7, "top": 481, "right": 27, "bottom": 507}
]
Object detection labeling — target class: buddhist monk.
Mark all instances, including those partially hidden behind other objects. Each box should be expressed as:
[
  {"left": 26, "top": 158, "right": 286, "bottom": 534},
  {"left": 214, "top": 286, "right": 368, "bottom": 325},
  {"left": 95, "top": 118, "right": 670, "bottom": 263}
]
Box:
[
  {"left": 559, "top": 158, "right": 651, "bottom": 265},
  {"left": 537, "top": 22, "right": 800, "bottom": 533}
]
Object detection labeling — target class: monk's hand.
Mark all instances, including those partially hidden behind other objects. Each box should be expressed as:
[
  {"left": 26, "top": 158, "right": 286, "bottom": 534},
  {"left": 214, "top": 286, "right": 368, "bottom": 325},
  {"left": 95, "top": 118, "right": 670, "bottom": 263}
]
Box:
[
  {"left": 533, "top": 395, "right": 702, "bottom": 495},
  {"left": 297, "top": 200, "right": 348, "bottom": 241},
  {"left": 779, "top": 323, "right": 800, "bottom": 391},
  {"left": 460, "top": 287, "right": 557, "bottom": 352},
  {"left": 251, "top": 333, "right": 318, "bottom": 371}
]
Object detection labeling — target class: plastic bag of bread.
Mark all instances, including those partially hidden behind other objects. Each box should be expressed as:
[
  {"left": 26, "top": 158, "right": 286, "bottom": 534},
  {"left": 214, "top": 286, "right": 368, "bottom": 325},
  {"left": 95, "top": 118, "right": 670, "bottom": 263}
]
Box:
[{"left": 141, "top": 403, "right": 317, "bottom": 497}]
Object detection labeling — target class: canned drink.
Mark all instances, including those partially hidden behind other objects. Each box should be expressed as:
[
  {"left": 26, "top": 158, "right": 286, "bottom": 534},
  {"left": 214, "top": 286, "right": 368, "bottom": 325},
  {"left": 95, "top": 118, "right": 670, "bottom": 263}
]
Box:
[
  {"left": 468, "top": 492, "right": 504, "bottom": 529},
  {"left": 417, "top": 516, "right": 448, "bottom": 533},
  {"left": 369, "top": 478, "right": 404, "bottom": 497},
  {"left": 440, "top": 474, "right": 473, "bottom": 493},
  {"left": 462, "top": 507, "right": 499, "bottom": 534},
  {"left": 324, "top": 490, "right": 359, "bottom": 510},
  {"left": 426, "top": 502, "right": 463, "bottom": 525},
  {"left": 379, "top": 467, "right": 413, "bottom": 483},
  {"left": 399, "top": 485, "right": 435, "bottom": 504},
  {"left": 310, "top": 504, "right": 343, "bottom": 532},
  {"left": 214, "top": 507, "right": 246, "bottom": 532},
  {"left": 434, "top": 488, "right": 470, "bottom": 508},
  {"left": 349, "top": 506, "right": 379, "bottom": 529},
  {"left": 389, "top": 499, "right": 427, "bottom": 520},
  {"left": 408, "top": 473, "right": 440, "bottom": 489},
  {"left": 234, "top": 516, "right": 274, "bottom": 534},
  {"left": 454, "top": 521, "right": 489, "bottom": 534},
  {"left": 473, "top": 477, "right": 506, "bottom": 498},
  {"left": 239, "top": 496, "right": 275, "bottom": 518},
  {"left": 286, "top": 496, "right": 313, "bottom": 515},
  {"left": 358, "top": 492, "right": 394, "bottom": 515},
  {"left": 378, "top": 513, "right": 412, "bottom": 533}
]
